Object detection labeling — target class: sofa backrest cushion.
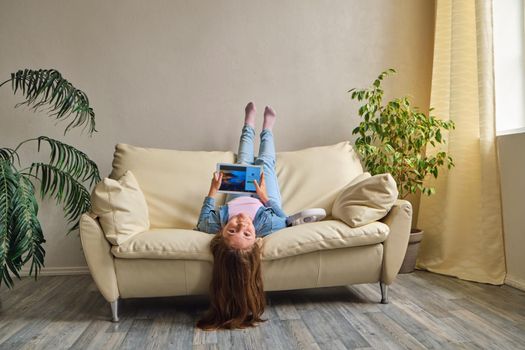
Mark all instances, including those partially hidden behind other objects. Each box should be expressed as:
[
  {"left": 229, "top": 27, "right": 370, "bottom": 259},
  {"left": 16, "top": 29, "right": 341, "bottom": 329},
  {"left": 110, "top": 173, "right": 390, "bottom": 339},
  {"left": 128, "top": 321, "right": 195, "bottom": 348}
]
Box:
[
  {"left": 276, "top": 141, "right": 363, "bottom": 215},
  {"left": 332, "top": 173, "right": 399, "bottom": 227},
  {"left": 109, "top": 143, "right": 234, "bottom": 229},
  {"left": 109, "top": 141, "right": 363, "bottom": 229},
  {"left": 90, "top": 170, "right": 150, "bottom": 244}
]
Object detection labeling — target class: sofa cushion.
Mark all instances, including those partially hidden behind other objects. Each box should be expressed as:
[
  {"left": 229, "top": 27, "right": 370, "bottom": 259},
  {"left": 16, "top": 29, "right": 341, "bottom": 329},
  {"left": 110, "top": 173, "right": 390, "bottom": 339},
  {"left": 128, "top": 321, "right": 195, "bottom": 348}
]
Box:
[
  {"left": 111, "top": 229, "right": 214, "bottom": 261},
  {"left": 276, "top": 141, "right": 364, "bottom": 216},
  {"left": 261, "top": 220, "right": 389, "bottom": 260},
  {"left": 90, "top": 170, "right": 150, "bottom": 245},
  {"left": 109, "top": 143, "right": 235, "bottom": 229},
  {"left": 112, "top": 220, "right": 389, "bottom": 261},
  {"left": 332, "top": 173, "right": 398, "bottom": 227}
]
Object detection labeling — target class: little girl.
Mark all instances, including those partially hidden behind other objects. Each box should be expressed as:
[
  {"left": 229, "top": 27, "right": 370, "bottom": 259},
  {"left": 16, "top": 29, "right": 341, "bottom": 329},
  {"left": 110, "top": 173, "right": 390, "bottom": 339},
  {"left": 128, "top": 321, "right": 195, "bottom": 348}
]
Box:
[
  {"left": 196, "top": 102, "right": 289, "bottom": 246},
  {"left": 196, "top": 102, "right": 287, "bottom": 330}
]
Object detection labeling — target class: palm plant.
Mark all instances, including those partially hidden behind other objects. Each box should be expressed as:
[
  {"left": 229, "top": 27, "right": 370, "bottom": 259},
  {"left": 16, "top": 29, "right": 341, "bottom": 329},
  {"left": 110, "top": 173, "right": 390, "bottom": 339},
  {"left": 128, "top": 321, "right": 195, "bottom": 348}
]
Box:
[{"left": 0, "top": 69, "right": 100, "bottom": 288}]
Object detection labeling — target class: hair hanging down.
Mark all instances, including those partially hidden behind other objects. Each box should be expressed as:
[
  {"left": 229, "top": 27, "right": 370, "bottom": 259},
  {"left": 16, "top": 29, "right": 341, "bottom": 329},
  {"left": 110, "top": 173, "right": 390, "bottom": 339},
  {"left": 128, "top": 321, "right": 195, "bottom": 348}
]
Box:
[{"left": 196, "top": 230, "right": 266, "bottom": 330}]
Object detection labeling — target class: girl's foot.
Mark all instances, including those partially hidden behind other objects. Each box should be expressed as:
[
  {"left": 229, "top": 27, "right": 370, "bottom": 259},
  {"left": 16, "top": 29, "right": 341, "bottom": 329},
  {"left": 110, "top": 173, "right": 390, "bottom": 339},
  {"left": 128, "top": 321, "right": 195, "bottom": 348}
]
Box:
[
  {"left": 245, "top": 102, "right": 256, "bottom": 127},
  {"left": 263, "top": 106, "right": 276, "bottom": 130}
]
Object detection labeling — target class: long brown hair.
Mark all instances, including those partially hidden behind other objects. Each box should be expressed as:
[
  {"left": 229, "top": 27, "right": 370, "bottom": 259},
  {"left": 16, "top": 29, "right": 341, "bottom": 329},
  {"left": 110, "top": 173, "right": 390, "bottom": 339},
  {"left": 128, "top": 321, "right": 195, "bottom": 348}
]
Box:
[{"left": 196, "top": 231, "right": 266, "bottom": 330}]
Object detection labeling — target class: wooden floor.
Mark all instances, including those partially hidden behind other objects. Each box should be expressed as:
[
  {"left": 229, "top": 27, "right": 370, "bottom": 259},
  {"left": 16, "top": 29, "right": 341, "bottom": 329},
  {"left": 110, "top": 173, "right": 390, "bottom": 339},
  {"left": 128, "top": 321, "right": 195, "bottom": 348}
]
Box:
[{"left": 0, "top": 271, "right": 524, "bottom": 350}]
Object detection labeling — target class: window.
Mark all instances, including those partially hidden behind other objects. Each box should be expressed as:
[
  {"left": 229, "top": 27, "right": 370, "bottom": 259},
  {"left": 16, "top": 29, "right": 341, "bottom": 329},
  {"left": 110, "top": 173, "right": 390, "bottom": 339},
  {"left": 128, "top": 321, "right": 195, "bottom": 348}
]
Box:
[{"left": 493, "top": 0, "right": 525, "bottom": 135}]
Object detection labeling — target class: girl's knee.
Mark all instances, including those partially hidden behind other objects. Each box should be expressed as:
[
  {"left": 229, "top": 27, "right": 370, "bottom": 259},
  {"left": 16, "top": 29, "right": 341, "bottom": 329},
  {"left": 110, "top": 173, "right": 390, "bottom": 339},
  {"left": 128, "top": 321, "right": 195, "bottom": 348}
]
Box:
[{"left": 255, "top": 156, "right": 275, "bottom": 168}]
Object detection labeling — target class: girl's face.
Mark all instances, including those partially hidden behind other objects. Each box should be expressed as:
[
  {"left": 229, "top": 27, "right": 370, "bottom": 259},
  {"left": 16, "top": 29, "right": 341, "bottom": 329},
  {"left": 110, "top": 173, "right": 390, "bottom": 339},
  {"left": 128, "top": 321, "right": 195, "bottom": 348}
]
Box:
[{"left": 222, "top": 213, "right": 256, "bottom": 250}]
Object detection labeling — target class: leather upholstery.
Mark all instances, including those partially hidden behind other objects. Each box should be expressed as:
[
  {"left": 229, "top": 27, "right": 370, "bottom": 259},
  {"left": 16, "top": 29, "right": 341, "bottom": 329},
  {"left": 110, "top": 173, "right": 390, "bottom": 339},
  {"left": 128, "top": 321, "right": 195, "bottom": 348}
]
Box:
[
  {"left": 380, "top": 200, "right": 412, "bottom": 284},
  {"left": 111, "top": 229, "right": 213, "bottom": 261},
  {"left": 79, "top": 213, "right": 119, "bottom": 302},
  {"left": 276, "top": 141, "right": 363, "bottom": 215},
  {"left": 110, "top": 220, "right": 389, "bottom": 261},
  {"left": 113, "top": 245, "right": 382, "bottom": 298},
  {"left": 261, "top": 220, "right": 389, "bottom": 260},
  {"left": 109, "top": 143, "right": 235, "bottom": 229}
]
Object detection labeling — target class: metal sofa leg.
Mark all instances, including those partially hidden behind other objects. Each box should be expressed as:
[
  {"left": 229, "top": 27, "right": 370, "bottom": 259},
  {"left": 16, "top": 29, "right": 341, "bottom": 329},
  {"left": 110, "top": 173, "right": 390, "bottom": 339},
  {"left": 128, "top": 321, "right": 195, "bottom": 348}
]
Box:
[
  {"left": 110, "top": 300, "right": 119, "bottom": 322},
  {"left": 380, "top": 282, "right": 389, "bottom": 304}
]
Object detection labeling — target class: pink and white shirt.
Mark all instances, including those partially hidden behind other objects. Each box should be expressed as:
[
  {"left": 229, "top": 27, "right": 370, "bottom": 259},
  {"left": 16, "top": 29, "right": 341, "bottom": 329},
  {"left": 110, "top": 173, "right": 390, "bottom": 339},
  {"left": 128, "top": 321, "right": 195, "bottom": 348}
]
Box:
[{"left": 227, "top": 196, "right": 263, "bottom": 220}]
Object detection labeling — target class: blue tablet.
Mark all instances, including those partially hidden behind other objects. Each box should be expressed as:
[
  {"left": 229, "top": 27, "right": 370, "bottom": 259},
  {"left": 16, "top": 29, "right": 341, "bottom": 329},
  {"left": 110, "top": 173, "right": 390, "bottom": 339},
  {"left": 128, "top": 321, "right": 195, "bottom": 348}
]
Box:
[{"left": 216, "top": 163, "right": 262, "bottom": 194}]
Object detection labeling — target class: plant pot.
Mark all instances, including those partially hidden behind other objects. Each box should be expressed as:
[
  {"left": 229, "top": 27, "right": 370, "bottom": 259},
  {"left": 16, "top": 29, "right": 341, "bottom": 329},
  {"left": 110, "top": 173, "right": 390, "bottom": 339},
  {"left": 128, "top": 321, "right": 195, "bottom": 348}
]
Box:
[{"left": 398, "top": 228, "right": 424, "bottom": 274}]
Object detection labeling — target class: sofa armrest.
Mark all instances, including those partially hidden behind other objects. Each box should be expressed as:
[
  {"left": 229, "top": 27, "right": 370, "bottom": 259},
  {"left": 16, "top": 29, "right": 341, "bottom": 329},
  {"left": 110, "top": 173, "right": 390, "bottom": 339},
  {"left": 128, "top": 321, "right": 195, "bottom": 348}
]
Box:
[
  {"left": 379, "top": 199, "right": 412, "bottom": 285},
  {"left": 80, "top": 212, "right": 120, "bottom": 302}
]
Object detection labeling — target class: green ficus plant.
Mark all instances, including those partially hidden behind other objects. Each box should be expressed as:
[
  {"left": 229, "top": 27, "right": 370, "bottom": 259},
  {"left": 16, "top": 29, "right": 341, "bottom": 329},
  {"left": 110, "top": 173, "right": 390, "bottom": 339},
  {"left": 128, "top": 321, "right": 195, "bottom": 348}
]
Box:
[
  {"left": 349, "top": 69, "right": 455, "bottom": 199},
  {"left": 0, "top": 69, "right": 100, "bottom": 288}
]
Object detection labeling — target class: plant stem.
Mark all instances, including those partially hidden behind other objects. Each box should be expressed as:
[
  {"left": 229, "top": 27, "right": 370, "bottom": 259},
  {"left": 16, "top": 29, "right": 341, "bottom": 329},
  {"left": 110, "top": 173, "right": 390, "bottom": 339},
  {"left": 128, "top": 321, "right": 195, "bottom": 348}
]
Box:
[
  {"left": 20, "top": 171, "right": 41, "bottom": 182},
  {"left": 13, "top": 137, "right": 39, "bottom": 154},
  {"left": 18, "top": 167, "right": 32, "bottom": 173},
  {"left": 0, "top": 78, "right": 12, "bottom": 88}
]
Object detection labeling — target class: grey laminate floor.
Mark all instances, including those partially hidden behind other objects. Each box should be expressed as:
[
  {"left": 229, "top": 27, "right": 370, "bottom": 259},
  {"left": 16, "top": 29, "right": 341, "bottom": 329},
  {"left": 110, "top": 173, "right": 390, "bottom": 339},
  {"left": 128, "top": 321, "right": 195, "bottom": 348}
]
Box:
[{"left": 0, "top": 271, "right": 524, "bottom": 350}]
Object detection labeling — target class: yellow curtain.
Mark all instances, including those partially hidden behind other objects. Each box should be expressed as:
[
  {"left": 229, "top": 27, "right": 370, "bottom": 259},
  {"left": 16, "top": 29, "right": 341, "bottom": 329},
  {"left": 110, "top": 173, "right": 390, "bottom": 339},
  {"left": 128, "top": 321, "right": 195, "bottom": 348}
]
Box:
[{"left": 416, "top": 0, "right": 506, "bottom": 284}]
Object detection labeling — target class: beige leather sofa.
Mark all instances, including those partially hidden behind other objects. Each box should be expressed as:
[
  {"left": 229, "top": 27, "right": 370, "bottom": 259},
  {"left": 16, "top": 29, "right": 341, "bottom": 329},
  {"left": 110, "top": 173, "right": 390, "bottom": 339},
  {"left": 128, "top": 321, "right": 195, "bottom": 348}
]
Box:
[{"left": 80, "top": 141, "right": 411, "bottom": 322}]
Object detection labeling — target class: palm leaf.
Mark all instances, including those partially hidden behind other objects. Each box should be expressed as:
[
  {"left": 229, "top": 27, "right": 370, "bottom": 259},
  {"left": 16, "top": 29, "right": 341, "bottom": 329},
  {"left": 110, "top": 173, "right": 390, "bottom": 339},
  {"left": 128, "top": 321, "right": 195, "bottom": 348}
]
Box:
[
  {"left": 9, "top": 174, "right": 45, "bottom": 280},
  {"left": 28, "top": 163, "right": 91, "bottom": 233},
  {"left": 1, "top": 69, "right": 96, "bottom": 136},
  {"left": 0, "top": 148, "right": 21, "bottom": 166},
  {"left": 36, "top": 136, "right": 101, "bottom": 187},
  {"left": 0, "top": 160, "right": 18, "bottom": 288}
]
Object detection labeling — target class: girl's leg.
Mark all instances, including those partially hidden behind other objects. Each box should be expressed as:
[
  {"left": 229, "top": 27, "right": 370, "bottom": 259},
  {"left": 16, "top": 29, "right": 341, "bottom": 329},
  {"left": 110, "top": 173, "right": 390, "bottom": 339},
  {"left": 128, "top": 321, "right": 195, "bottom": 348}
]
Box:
[
  {"left": 235, "top": 102, "right": 257, "bottom": 165},
  {"left": 226, "top": 103, "right": 257, "bottom": 203},
  {"left": 254, "top": 107, "right": 282, "bottom": 206},
  {"left": 235, "top": 124, "right": 255, "bottom": 165}
]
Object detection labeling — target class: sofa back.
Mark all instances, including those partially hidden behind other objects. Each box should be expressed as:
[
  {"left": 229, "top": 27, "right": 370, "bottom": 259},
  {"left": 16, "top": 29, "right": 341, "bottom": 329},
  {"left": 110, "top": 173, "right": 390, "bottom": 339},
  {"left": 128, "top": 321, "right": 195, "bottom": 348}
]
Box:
[
  {"left": 109, "top": 141, "right": 363, "bottom": 229},
  {"left": 275, "top": 142, "right": 363, "bottom": 215}
]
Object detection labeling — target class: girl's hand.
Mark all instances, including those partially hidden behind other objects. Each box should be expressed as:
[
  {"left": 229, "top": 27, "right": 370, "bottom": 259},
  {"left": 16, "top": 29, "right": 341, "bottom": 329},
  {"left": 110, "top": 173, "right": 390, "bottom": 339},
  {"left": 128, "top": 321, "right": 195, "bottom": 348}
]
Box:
[
  {"left": 254, "top": 172, "right": 269, "bottom": 204},
  {"left": 208, "top": 171, "right": 223, "bottom": 198}
]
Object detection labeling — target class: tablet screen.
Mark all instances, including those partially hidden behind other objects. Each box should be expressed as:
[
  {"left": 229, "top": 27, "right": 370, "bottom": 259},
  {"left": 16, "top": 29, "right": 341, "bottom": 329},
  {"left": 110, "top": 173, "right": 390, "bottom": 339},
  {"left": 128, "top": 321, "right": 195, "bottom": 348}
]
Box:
[{"left": 218, "top": 164, "right": 261, "bottom": 193}]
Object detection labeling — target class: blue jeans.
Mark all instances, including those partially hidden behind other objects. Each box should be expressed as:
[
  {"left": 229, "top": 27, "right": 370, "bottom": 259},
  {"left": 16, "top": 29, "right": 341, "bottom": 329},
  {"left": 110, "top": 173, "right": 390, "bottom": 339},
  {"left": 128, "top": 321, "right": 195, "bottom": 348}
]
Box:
[{"left": 225, "top": 125, "right": 282, "bottom": 206}]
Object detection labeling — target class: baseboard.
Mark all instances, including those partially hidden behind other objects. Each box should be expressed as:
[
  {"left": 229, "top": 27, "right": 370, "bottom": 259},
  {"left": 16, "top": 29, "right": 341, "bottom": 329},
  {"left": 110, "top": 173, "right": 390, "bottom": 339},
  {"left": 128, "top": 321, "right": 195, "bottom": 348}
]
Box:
[
  {"left": 505, "top": 275, "right": 525, "bottom": 291},
  {"left": 19, "top": 266, "right": 90, "bottom": 277}
]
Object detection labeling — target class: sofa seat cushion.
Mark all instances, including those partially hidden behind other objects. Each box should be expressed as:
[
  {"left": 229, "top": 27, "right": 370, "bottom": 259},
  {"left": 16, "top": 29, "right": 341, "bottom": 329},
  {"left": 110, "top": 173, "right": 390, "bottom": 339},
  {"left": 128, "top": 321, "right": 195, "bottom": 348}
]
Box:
[
  {"left": 111, "top": 229, "right": 213, "bottom": 261},
  {"left": 111, "top": 220, "right": 389, "bottom": 261},
  {"left": 261, "top": 220, "right": 389, "bottom": 261}
]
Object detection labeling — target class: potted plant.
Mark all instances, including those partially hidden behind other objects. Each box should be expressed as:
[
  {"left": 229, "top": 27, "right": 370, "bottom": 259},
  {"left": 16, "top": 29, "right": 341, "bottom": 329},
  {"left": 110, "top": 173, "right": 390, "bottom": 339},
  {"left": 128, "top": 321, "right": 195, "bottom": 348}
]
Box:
[
  {"left": 0, "top": 69, "right": 100, "bottom": 288},
  {"left": 348, "top": 68, "right": 455, "bottom": 273}
]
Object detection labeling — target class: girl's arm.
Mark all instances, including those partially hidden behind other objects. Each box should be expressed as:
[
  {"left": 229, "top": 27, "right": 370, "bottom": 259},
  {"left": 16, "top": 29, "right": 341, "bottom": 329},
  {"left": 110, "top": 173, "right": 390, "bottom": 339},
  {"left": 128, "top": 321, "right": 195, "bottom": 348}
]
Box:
[
  {"left": 196, "top": 196, "right": 220, "bottom": 232},
  {"left": 196, "top": 172, "right": 223, "bottom": 233},
  {"left": 263, "top": 198, "right": 287, "bottom": 218},
  {"left": 198, "top": 196, "right": 216, "bottom": 221},
  {"left": 254, "top": 173, "right": 287, "bottom": 218}
]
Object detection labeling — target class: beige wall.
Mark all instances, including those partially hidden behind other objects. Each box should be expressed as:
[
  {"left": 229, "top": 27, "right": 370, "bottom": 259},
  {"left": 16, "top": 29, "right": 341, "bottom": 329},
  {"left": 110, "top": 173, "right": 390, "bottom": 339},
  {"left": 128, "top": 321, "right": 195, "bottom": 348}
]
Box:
[
  {"left": 0, "top": 0, "right": 435, "bottom": 273},
  {"left": 497, "top": 134, "right": 525, "bottom": 290}
]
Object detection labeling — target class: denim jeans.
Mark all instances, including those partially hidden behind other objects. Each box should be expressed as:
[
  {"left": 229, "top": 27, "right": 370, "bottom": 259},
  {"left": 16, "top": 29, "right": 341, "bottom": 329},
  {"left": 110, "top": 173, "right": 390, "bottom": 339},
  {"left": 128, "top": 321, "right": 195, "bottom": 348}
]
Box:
[{"left": 225, "top": 124, "right": 283, "bottom": 206}]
